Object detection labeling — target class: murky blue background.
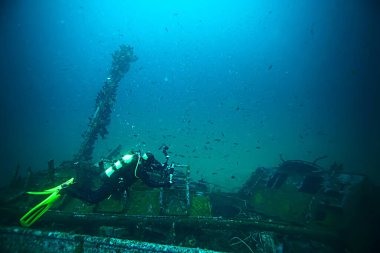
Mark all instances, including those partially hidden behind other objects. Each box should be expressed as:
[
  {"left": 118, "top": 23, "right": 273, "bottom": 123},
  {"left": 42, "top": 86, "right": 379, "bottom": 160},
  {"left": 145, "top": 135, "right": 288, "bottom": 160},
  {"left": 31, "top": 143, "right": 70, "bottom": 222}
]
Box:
[{"left": 1, "top": 0, "right": 379, "bottom": 189}]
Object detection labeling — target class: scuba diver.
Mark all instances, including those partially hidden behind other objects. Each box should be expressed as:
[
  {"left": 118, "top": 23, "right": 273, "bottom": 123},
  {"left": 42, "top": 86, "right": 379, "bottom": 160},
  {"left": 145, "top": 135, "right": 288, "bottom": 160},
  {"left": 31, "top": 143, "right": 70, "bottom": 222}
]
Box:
[
  {"left": 64, "top": 150, "right": 174, "bottom": 204},
  {"left": 20, "top": 148, "right": 174, "bottom": 227}
]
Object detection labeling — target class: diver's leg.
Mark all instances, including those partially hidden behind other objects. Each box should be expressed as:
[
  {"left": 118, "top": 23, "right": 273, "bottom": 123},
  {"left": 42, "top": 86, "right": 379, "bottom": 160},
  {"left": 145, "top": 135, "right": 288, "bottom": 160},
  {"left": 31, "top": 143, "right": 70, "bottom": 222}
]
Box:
[{"left": 65, "top": 182, "right": 114, "bottom": 204}]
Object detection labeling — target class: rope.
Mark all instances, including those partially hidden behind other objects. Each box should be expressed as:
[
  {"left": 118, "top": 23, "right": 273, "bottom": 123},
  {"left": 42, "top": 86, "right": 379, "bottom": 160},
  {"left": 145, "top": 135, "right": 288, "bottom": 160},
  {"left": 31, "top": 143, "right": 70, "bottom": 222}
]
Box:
[{"left": 134, "top": 154, "right": 141, "bottom": 178}]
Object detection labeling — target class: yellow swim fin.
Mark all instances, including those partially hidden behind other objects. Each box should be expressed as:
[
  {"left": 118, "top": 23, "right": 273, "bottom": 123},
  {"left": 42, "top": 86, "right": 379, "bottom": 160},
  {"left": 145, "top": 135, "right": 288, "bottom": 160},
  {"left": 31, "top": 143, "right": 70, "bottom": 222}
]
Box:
[{"left": 20, "top": 177, "right": 74, "bottom": 227}]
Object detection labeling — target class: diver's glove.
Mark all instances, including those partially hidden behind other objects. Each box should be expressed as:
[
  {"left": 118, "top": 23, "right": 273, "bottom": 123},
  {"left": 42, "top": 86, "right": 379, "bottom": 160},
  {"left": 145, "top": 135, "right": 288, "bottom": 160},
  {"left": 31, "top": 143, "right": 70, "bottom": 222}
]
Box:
[
  {"left": 166, "top": 164, "right": 175, "bottom": 187},
  {"left": 166, "top": 174, "right": 175, "bottom": 188}
]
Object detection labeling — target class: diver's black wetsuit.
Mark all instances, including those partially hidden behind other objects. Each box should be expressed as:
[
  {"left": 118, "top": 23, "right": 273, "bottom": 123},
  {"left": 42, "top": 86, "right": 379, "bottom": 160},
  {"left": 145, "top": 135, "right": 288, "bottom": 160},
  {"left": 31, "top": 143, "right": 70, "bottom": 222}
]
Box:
[{"left": 65, "top": 152, "right": 171, "bottom": 204}]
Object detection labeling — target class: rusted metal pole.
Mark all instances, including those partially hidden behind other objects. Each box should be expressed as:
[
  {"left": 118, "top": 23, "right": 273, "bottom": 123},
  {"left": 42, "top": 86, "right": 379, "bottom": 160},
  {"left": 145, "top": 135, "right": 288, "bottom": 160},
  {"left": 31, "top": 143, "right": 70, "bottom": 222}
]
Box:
[{"left": 75, "top": 45, "right": 137, "bottom": 162}]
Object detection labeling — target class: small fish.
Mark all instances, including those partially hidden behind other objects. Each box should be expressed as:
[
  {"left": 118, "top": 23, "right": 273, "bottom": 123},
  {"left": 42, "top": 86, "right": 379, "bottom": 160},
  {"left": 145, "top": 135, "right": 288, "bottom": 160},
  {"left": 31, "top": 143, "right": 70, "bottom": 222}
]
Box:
[
  {"left": 214, "top": 138, "right": 221, "bottom": 142},
  {"left": 268, "top": 64, "right": 273, "bottom": 70},
  {"left": 231, "top": 175, "right": 235, "bottom": 179}
]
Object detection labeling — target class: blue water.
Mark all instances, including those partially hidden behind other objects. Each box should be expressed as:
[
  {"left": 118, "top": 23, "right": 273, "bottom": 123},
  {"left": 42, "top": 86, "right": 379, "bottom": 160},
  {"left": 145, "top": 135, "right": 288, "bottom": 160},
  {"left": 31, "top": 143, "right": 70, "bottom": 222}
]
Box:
[{"left": 1, "top": 0, "right": 379, "bottom": 189}]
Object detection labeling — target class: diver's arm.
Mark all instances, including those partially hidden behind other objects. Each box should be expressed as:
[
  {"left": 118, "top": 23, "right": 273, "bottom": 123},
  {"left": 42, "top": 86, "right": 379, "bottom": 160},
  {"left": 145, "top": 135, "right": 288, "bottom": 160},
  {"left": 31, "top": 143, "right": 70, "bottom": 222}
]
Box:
[{"left": 139, "top": 170, "right": 172, "bottom": 188}]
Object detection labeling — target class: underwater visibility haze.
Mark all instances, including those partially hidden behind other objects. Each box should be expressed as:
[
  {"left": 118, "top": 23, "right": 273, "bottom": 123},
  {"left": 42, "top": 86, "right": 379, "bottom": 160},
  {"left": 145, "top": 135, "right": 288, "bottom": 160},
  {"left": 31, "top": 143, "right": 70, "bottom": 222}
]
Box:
[
  {"left": 1, "top": 1, "right": 380, "bottom": 252},
  {"left": 0, "top": 0, "right": 379, "bottom": 190}
]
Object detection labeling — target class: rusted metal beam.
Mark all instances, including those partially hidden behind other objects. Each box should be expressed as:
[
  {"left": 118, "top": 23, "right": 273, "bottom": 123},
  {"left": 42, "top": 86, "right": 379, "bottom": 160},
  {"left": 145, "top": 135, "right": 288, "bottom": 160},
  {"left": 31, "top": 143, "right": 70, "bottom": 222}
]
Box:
[
  {"left": 0, "top": 207, "right": 340, "bottom": 245},
  {"left": 0, "top": 226, "right": 221, "bottom": 253}
]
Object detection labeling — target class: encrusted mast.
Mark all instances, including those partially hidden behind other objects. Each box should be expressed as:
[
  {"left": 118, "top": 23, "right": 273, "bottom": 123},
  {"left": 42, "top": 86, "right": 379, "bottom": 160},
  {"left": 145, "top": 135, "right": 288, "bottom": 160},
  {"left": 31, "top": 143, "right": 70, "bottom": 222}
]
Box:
[{"left": 75, "top": 44, "right": 137, "bottom": 161}]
